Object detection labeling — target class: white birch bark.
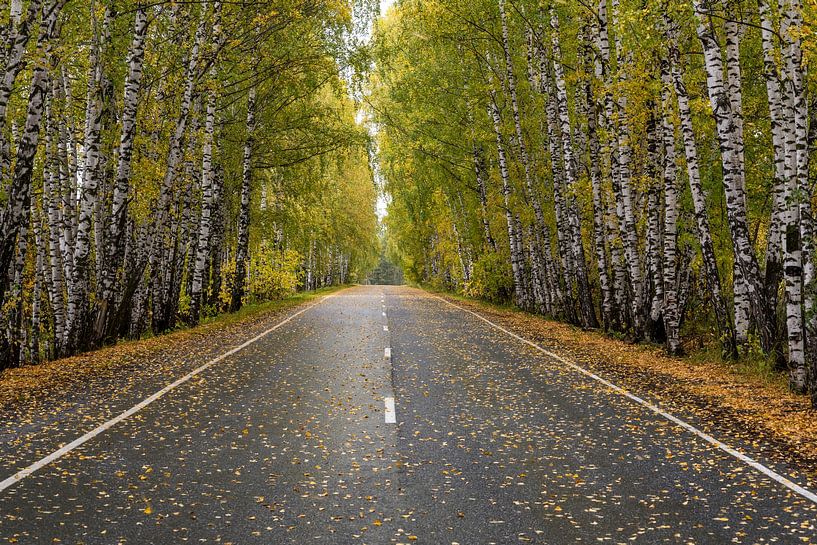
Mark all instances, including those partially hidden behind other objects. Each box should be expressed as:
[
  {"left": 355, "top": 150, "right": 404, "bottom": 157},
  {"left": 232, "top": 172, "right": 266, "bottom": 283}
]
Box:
[
  {"left": 668, "top": 18, "right": 736, "bottom": 357},
  {"left": 489, "top": 92, "right": 526, "bottom": 308},
  {"left": 660, "top": 58, "right": 681, "bottom": 355},
  {"left": 692, "top": 0, "right": 774, "bottom": 353},
  {"left": 544, "top": 77, "right": 575, "bottom": 316},
  {"left": 585, "top": 34, "right": 613, "bottom": 330},
  {"left": 31, "top": 207, "right": 44, "bottom": 362},
  {"left": 190, "top": 88, "right": 218, "bottom": 323},
  {"left": 757, "top": 0, "right": 786, "bottom": 349},
  {"left": 0, "top": 0, "right": 42, "bottom": 126},
  {"left": 723, "top": 16, "right": 751, "bottom": 348},
  {"left": 97, "top": 7, "right": 148, "bottom": 338},
  {"left": 150, "top": 14, "right": 208, "bottom": 327},
  {"left": 65, "top": 5, "right": 111, "bottom": 346},
  {"left": 208, "top": 164, "right": 226, "bottom": 307},
  {"left": 499, "top": 0, "right": 552, "bottom": 313},
  {"left": 551, "top": 9, "right": 597, "bottom": 328},
  {"left": 609, "top": 0, "right": 643, "bottom": 335},
  {"left": 646, "top": 112, "right": 664, "bottom": 327},
  {"left": 0, "top": 0, "right": 41, "bottom": 190},
  {"left": 597, "top": 0, "right": 628, "bottom": 329},
  {"left": 44, "top": 94, "right": 65, "bottom": 353},
  {"left": 231, "top": 85, "right": 257, "bottom": 312},
  {"left": 778, "top": 0, "right": 808, "bottom": 391},
  {"left": 0, "top": 0, "right": 62, "bottom": 306},
  {"left": 473, "top": 144, "right": 497, "bottom": 251}
]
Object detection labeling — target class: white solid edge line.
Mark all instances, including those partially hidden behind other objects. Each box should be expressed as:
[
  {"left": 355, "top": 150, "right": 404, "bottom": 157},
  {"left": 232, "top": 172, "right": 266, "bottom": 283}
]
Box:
[
  {"left": 0, "top": 291, "right": 341, "bottom": 494},
  {"left": 432, "top": 295, "right": 817, "bottom": 506},
  {"left": 384, "top": 347, "right": 391, "bottom": 360},
  {"left": 384, "top": 396, "right": 397, "bottom": 424}
]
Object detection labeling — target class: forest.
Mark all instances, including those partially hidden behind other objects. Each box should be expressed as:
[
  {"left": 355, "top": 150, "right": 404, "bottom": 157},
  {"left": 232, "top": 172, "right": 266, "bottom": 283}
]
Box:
[
  {"left": 0, "top": 0, "right": 381, "bottom": 368},
  {"left": 369, "top": 0, "right": 817, "bottom": 406},
  {"left": 5, "top": 0, "right": 817, "bottom": 410}
]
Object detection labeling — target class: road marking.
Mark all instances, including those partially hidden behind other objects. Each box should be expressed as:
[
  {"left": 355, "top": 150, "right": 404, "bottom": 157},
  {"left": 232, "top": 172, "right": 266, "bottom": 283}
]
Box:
[
  {"left": 384, "top": 347, "right": 391, "bottom": 360},
  {"left": 383, "top": 325, "right": 389, "bottom": 332},
  {"left": 382, "top": 311, "right": 386, "bottom": 317},
  {"left": 433, "top": 295, "right": 817, "bottom": 506},
  {"left": 0, "top": 291, "right": 342, "bottom": 494},
  {"left": 384, "top": 397, "right": 397, "bottom": 424}
]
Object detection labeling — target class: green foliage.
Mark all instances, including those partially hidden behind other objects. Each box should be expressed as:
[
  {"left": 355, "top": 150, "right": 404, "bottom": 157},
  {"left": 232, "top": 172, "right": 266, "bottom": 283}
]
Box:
[
  {"left": 468, "top": 253, "right": 513, "bottom": 304},
  {"left": 368, "top": 253, "right": 404, "bottom": 285},
  {"left": 248, "top": 247, "right": 304, "bottom": 303}
]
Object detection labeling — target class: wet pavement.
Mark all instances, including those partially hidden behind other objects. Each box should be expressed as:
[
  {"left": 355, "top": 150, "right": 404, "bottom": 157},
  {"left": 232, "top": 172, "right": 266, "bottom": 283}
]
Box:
[{"left": 0, "top": 285, "right": 815, "bottom": 544}]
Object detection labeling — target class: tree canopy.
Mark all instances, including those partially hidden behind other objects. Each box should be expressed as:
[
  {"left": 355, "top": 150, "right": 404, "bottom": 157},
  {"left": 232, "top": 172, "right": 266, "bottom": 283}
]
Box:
[
  {"left": 368, "top": 0, "right": 817, "bottom": 405},
  {"left": 0, "top": 0, "right": 380, "bottom": 366}
]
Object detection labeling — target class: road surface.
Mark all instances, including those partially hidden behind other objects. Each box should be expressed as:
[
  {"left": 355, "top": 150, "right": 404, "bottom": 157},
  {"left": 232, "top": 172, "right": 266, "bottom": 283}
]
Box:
[{"left": 1, "top": 285, "right": 815, "bottom": 544}]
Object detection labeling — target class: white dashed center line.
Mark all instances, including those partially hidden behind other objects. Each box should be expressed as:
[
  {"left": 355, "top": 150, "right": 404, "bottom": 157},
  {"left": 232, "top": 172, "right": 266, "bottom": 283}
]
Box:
[
  {"left": 384, "top": 397, "right": 397, "bottom": 424},
  {"left": 383, "top": 325, "right": 389, "bottom": 332},
  {"left": 384, "top": 347, "right": 391, "bottom": 360}
]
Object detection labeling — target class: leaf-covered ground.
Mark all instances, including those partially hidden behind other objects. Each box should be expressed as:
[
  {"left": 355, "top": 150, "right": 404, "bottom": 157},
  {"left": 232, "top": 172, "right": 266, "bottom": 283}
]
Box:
[{"left": 438, "top": 292, "right": 817, "bottom": 479}]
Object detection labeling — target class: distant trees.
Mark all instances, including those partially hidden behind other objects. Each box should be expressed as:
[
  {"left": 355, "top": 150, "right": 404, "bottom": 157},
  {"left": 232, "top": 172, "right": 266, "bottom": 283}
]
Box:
[
  {"left": 371, "top": 0, "right": 817, "bottom": 406},
  {"left": 0, "top": 0, "right": 379, "bottom": 368}
]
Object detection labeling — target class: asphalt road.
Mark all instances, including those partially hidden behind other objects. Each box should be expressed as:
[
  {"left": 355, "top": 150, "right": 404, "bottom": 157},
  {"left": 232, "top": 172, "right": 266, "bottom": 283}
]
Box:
[{"left": 1, "top": 285, "right": 815, "bottom": 544}]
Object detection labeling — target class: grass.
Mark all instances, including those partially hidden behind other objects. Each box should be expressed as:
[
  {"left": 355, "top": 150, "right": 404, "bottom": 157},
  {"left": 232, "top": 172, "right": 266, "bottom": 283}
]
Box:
[
  {"left": 2, "top": 284, "right": 349, "bottom": 381},
  {"left": 199, "top": 285, "right": 348, "bottom": 328},
  {"left": 124, "top": 284, "right": 351, "bottom": 342},
  {"left": 0, "top": 285, "right": 353, "bottom": 411}
]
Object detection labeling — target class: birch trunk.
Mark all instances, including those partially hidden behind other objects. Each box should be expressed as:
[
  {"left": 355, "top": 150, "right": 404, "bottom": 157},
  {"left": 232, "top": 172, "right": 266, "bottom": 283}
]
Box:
[
  {"left": 96, "top": 8, "right": 148, "bottom": 340},
  {"left": 661, "top": 58, "right": 682, "bottom": 355},
  {"left": 489, "top": 93, "right": 526, "bottom": 308},
  {"left": 0, "top": 0, "right": 41, "bottom": 190},
  {"left": 668, "top": 19, "right": 737, "bottom": 357},
  {"left": 610, "top": 0, "right": 643, "bottom": 335},
  {"left": 473, "top": 144, "right": 497, "bottom": 251},
  {"left": 692, "top": 0, "right": 774, "bottom": 355},
  {"left": 56, "top": 71, "right": 76, "bottom": 295},
  {"left": 150, "top": 15, "right": 208, "bottom": 328},
  {"left": 544, "top": 71, "right": 576, "bottom": 322},
  {"left": 231, "top": 86, "right": 257, "bottom": 312},
  {"left": 0, "top": 0, "right": 62, "bottom": 306},
  {"left": 723, "top": 16, "right": 751, "bottom": 349},
  {"left": 757, "top": 0, "right": 786, "bottom": 361},
  {"left": 65, "top": 6, "right": 112, "bottom": 348},
  {"left": 44, "top": 95, "right": 65, "bottom": 354},
  {"left": 597, "top": 0, "right": 628, "bottom": 330},
  {"left": 586, "top": 39, "right": 613, "bottom": 331},
  {"left": 527, "top": 226, "right": 548, "bottom": 315},
  {"left": 0, "top": 0, "right": 42, "bottom": 126},
  {"left": 646, "top": 111, "right": 664, "bottom": 331},
  {"left": 551, "top": 10, "right": 597, "bottom": 328},
  {"left": 31, "top": 210, "right": 44, "bottom": 362},
  {"left": 208, "top": 165, "right": 225, "bottom": 307},
  {"left": 499, "top": 0, "right": 552, "bottom": 314},
  {"left": 190, "top": 87, "right": 218, "bottom": 323},
  {"left": 778, "top": 0, "right": 809, "bottom": 392}
]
